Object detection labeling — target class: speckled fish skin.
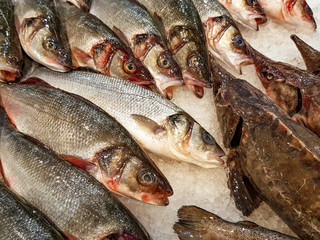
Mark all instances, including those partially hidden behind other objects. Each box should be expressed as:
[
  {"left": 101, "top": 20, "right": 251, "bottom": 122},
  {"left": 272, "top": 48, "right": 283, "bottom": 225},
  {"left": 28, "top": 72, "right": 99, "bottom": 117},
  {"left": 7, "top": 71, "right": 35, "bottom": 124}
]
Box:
[
  {"left": 0, "top": 181, "right": 66, "bottom": 240},
  {"left": 66, "top": 0, "right": 92, "bottom": 11},
  {"left": 291, "top": 34, "right": 320, "bottom": 76},
  {"left": 13, "top": 0, "right": 72, "bottom": 72},
  {"left": 257, "top": 0, "right": 316, "bottom": 31},
  {"left": 137, "top": 0, "right": 212, "bottom": 98},
  {"left": 0, "top": 110, "right": 151, "bottom": 240},
  {"left": 217, "top": 0, "right": 267, "bottom": 30},
  {"left": 0, "top": 0, "right": 23, "bottom": 82},
  {"left": 211, "top": 58, "right": 320, "bottom": 240},
  {"left": 0, "top": 82, "right": 173, "bottom": 206},
  {"left": 174, "top": 206, "right": 298, "bottom": 240},
  {"left": 245, "top": 42, "right": 320, "bottom": 138},
  {"left": 24, "top": 66, "right": 225, "bottom": 168},
  {"left": 192, "top": 0, "right": 252, "bottom": 73},
  {"left": 90, "top": 0, "right": 183, "bottom": 99},
  {"left": 58, "top": 2, "right": 154, "bottom": 88}
]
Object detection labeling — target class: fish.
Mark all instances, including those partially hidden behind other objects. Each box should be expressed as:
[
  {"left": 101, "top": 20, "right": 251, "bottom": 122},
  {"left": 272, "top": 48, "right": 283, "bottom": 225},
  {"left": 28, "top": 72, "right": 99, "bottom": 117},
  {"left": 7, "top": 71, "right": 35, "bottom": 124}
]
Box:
[
  {"left": 192, "top": 0, "right": 253, "bottom": 73},
  {"left": 257, "top": 0, "right": 316, "bottom": 31},
  {"left": 90, "top": 0, "right": 183, "bottom": 99},
  {"left": 0, "top": 0, "right": 24, "bottom": 81},
  {"left": 65, "top": 0, "right": 92, "bottom": 11},
  {"left": 24, "top": 65, "right": 225, "bottom": 168},
  {"left": 217, "top": 0, "right": 267, "bottom": 30},
  {"left": 173, "top": 205, "right": 298, "bottom": 240},
  {"left": 245, "top": 42, "right": 320, "bottom": 138},
  {"left": 136, "top": 0, "right": 212, "bottom": 98},
  {"left": 13, "top": 0, "right": 72, "bottom": 72},
  {"left": 211, "top": 57, "right": 320, "bottom": 239},
  {"left": 291, "top": 34, "right": 320, "bottom": 76},
  {"left": 0, "top": 81, "right": 173, "bottom": 205},
  {"left": 0, "top": 107, "right": 151, "bottom": 239},
  {"left": 57, "top": 2, "right": 154, "bottom": 87}
]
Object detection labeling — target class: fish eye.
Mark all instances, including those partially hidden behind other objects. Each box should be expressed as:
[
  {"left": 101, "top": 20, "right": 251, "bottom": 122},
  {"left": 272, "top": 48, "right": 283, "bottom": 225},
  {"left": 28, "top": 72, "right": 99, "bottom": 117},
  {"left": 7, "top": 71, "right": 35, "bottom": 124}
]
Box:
[
  {"left": 0, "top": 44, "right": 8, "bottom": 54},
  {"left": 43, "top": 39, "right": 57, "bottom": 51},
  {"left": 202, "top": 131, "right": 216, "bottom": 145},
  {"left": 138, "top": 170, "right": 155, "bottom": 186},
  {"left": 158, "top": 56, "right": 171, "bottom": 69},
  {"left": 232, "top": 35, "right": 245, "bottom": 48},
  {"left": 246, "top": 0, "right": 257, "bottom": 5},
  {"left": 124, "top": 61, "right": 137, "bottom": 74},
  {"left": 267, "top": 73, "right": 274, "bottom": 80},
  {"left": 188, "top": 55, "right": 202, "bottom": 68},
  {"left": 306, "top": 5, "right": 313, "bottom": 14}
]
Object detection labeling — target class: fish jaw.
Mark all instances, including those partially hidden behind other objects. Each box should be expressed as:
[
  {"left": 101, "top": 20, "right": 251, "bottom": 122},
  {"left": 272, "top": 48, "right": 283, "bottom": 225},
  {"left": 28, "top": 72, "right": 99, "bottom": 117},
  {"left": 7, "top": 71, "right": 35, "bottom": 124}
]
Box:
[
  {"left": 0, "top": 64, "right": 21, "bottom": 82},
  {"left": 182, "top": 71, "right": 212, "bottom": 98},
  {"left": 154, "top": 73, "right": 184, "bottom": 100}
]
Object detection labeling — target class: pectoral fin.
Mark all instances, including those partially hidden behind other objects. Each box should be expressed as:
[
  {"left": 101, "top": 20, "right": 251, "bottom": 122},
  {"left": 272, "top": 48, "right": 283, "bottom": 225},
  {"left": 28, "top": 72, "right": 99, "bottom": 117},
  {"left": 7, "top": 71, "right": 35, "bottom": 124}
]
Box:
[
  {"left": 72, "top": 47, "right": 92, "bottom": 67},
  {"left": 131, "top": 114, "right": 165, "bottom": 135}
]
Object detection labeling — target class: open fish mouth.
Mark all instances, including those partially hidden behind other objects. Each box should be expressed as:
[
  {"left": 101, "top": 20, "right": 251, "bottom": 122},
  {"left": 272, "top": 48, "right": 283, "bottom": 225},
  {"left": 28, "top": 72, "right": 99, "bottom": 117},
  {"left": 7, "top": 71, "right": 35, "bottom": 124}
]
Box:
[
  {"left": 183, "top": 71, "right": 212, "bottom": 98},
  {"left": 141, "top": 193, "right": 172, "bottom": 206},
  {"left": 156, "top": 74, "right": 184, "bottom": 99},
  {"left": 249, "top": 13, "right": 267, "bottom": 26},
  {"left": 0, "top": 65, "right": 21, "bottom": 81},
  {"left": 234, "top": 57, "right": 254, "bottom": 74}
]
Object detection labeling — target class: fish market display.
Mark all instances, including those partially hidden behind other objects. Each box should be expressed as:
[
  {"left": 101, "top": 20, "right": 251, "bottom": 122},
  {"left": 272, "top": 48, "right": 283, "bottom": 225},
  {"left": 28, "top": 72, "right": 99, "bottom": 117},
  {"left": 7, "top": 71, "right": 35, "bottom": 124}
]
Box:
[
  {"left": 174, "top": 206, "right": 298, "bottom": 239},
  {"left": 192, "top": 0, "right": 252, "bottom": 73},
  {"left": 58, "top": 2, "right": 154, "bottom": 87},
  {"left": 66, "top": 0, "right": 92, "bottom": 11},
  {"left": 291, "top": 34, "right": 320, "bottom": 75},
  {"left": 0, "top": 82, "right": 172, "bottom": 205},
  {"left": 217, "top": 0, "right": 267, "bottom": 30},
  {"left": 24, "top": 66, "right": 225, "bottom": 168},
  {"left": 0, "top": 108, "right": 151, "bottom": 239},
  {"left": 0, "top": 181, "right": 66, "bottom": 240},
  {"left": 136, "top": 0, "right": 212, "bottom": 98},
  {"left": 0, "top": 0, "right": 23, "bottom": 82},
  {"left": 13, "top": 0, "right": 72, "bottom": 72},
  {"left": 211, "top": 59, "right": 320, "bottom": 239},
  {"left": 257, "top": 0, "right": 316, "bottom": 31},
  {"left": 90, "top": 0, "right": 183, "bottom": 99}
]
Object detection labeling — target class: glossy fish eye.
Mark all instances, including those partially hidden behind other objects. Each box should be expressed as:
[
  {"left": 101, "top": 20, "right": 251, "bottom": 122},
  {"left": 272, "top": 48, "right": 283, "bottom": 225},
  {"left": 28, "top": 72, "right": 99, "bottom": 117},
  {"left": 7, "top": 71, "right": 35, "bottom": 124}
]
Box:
[
  {"left": 158, "top": 56, "right": 171, "bottom": 69},
  {"left": 202, "top": 131, "right": 216, "bottom": 145},
  {"left": 188, "top": 55, "right": 202, "bottom": 68},
  {"left": 43, "top": 39, "right": 57, "bottom": 51},
  {"left": 0, "top": 44, "right": 8, "bottom": 54},
  {"left": 138, "top": 170, "right": 155, "bottom": 186},
  {"left": 267, "top": 73, "right": 274, "bottom": 80},
  {"left": 232, "top": 35, "right": 245, "bottom": 48},
  {"left": 246, "top": 0, "right": 257, "bottom": 5},
  {"left": 306, "top": 5, "right": 313, "bottom": 14},
  {"left": 124, "top": 62, "right": 137, "bottom": 74}
]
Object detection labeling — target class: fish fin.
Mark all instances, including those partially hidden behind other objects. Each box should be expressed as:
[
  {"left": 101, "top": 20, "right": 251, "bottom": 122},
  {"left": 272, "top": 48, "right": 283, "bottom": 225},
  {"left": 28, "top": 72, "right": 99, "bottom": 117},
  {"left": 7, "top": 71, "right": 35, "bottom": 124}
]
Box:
[
  {"left": 131, "top": 114, "right": 165, "bottom": 134},
  {"left": 174, "top": 206, "right": 213, "bottom": 239},
  {"left": 61, "top": 155, "right": 96, "bottom": 172},
  {"left": 72, "top": 47, "right": 92, "bottom": 66},
  {"left": 238, "top": 221, "right": 258, "bottom": 228},
  {"left": 151, "top": 13, "right": 168, "bottom": 45},
  {"left": 65, "top": 233, "right": 79, "bottom": 240},
  {"left": 113, "top": 26, "right": 131, "bottom": 47},
  {"left": 228, "top": 151, "right": 261, "bottom": 216},
  {"left": 21, "top": 77, "right": 54, "bottom": 88}
]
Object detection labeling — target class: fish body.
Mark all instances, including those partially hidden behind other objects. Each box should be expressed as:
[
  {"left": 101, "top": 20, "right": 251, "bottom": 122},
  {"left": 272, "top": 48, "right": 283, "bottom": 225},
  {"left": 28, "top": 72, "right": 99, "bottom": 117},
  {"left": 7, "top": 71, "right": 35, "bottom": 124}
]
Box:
[
  {"left": 13, "top": 0, "right": 72, "bottom": 72},
  {"left": 291, "top": 34, "right": 320, "bottom": 76},
  {"left": 66, "top": 0, "right": 92, "bottom": 11},
  {"left": 136, "top": 0, "right": 212, "bottom": 98},
  {"left": 90, "top": 0, "right": 183, "bottom": 99},
  {"left": 0, "top": 0, "right": 23, "bottom": 81},
  {"left": 58, "top": 2, "right": 154, "bottom": 87},
  {"left": 211, "top": 58, "right": 320, "bottom": 239},
  {"left": 0, "top": 82, "right": 172, "bottom": 205},
  {"left": 24, "top": 66, "right": 225, "bottom": 168},
  {"left": 192, "top": 0, "right": 252, "bottom": 73},
  {"left": 0, "top": 108, "right": 150, "bottom": 240},
  {"left": 257, "top": 0, "right": 316, "bottom": 31},
  {"left": 174, "top": 206, "right": 298, "bottom": 240}
]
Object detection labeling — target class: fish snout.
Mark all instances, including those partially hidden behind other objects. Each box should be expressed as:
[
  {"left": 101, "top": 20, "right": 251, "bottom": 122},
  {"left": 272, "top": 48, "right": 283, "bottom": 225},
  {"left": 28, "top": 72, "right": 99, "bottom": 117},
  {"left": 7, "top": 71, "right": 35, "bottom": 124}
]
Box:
[
  {"left": 204, "top": 150, "right": 225, "bottom": 167},
  {"left": 182, "top": 71, "right": 212, "bottom": 98}
]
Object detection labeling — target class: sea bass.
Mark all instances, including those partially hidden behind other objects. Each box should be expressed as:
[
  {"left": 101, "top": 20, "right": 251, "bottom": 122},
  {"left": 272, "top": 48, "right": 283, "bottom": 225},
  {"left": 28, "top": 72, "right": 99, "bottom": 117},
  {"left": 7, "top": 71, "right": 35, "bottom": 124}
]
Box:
[
  {"left": 217, "top": 0, "right": 267, "bottom": 30},
  {"left": 192, "top": 0, "right": 252, "bottom": 73},
  {"left": 291, "top": 34, "right": 320, "bottom": 76},
  {"left": 58, "top": 2, "right": 154, "bottom": 87},
  {"left": 13, "top": 0, "right": 72, "bottom": 72},
  {"left": 24, "top": 66, "right": 225, "bottom": 168},
  {"left": 257, "top": 0, "right": 316, "bottom": 31},
  {"left": 211, "top": 58, "right": 320, "bottom": 239},
  {"left": 90, "top": 0, "right": 183, "bottom": 99},
  {"left": 174, "top": 206, "right": 298, "bottom": 240},
  {"left": 245, "top": 42, "right": 320, "bottom": 138},
  {"left": 0, "top": 108, "right": 151, "bottom": 240},
  {"left": 0, "top": 0, "right": 23, "bottom": 82},
  {"left": 0, "top": 82, "right": 172, "bottom": 205},
  {"left": 136, "top": 0, "right": 212, "bottom": 98}
]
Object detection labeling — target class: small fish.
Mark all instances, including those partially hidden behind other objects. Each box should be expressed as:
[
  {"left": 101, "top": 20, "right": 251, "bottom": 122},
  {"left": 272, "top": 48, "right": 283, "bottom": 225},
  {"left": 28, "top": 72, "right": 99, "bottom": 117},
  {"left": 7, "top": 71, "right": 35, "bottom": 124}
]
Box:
[
  {"left": 257, "top": 0, "right": 316, "bottom": 31},
  {"left": 0, "top": 0, "right": 23, "bottom": 81},
  {"left": 174, "top": 206, "right": 298, "bottom": 239},
  {"left": 291, "top": 34, "right": 320, "bottom": 76},
  {"left": 0, "top": 107, "right": 151, "bottom": 239},
  {"left": 136, "top": 0, "right": 212, "bottom": 98},
  {"left": 13, "top": 0, "right": 72, "bottom": 72},
  {"left": 24, "top": 66, "right": 225, "bottom": 168},
  {"left": 0, "top": 81, "right": 173, "bottom": 205},
  {"left": 58, "top": 2, "right": 154, "bottom": 87},
  {"left": 90, "top": 0, "right": 183, "bottom": 99},
  {"left": 192, "top": 0, "right": 253, "bottom": 73},
  {"left": 218, "top": 0, "right": 267, "bottom": 30},
  {"left": 65, "top": 0, "right": 92, "bottom": 11}
]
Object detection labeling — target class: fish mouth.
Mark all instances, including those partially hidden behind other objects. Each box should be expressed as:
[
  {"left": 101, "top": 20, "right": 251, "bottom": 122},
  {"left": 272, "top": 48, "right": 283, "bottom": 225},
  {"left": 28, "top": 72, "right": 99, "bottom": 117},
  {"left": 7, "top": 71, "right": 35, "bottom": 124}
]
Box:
[
  {"left": 197, "top": 152, "right": 225, "bottom": 168},
  {"left": 0, "top": 69, "right": 21, "bottom": 82},
  {"left": 234, "top": 57, "right": 254, "bottom": 74},
  {"left": 107, "top": 231, "right": 143, "bottom": 240},
  {"left": 44, "top": 57, "right": 72, "bottom": 72},
  {"left": 182, "top": 71, "right": 212, "bottom": 98},
  {"left": 249, "top": 13, "right": 268, "bottom": 27},
  {"left": 141, "top": 194, "right": 171, "bottom": 206},
  {"left": 128, "top": 76, "right": 155, "bottom": 88},
  {"left": 155, "top": 74, "right": 184, "bottom": 99}
]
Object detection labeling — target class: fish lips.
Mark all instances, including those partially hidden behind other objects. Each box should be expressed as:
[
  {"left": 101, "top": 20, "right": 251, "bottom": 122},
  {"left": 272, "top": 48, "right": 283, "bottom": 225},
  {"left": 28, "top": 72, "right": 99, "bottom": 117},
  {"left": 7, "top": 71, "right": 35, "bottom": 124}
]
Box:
[
  {"left": 154, "top": 74, "right": 184, "bottom": 100},
  {"left": 0, "top": 65, "right": 22, "bottom": 81}
]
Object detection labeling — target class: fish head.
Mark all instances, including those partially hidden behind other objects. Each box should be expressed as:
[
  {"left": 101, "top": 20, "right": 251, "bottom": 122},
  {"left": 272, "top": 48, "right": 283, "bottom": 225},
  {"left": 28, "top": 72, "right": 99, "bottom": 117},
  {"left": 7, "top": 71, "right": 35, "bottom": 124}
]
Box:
[
  {"left": 205, "top": 16, "right": 252, "bottom": 73},
  {"left": 166, "top": 113, "right": 225, "bottom": 168},
  {"left": 95, "top": 146, "right": 173, "bottom": 206}
]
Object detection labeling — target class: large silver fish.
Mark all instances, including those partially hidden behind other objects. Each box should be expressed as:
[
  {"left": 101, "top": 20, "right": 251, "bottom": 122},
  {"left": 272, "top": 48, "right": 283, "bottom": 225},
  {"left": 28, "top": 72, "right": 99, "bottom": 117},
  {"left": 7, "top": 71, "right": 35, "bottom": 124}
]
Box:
[
  {"left": 24, "top": 66, "right": 225, "bottom": 168},
  {"left": 0, "top": 81, "right": 173, "bottom": 205},
  {"left": 0, "top": 108, "right": 151, "bottom": 240}
]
